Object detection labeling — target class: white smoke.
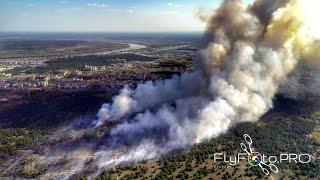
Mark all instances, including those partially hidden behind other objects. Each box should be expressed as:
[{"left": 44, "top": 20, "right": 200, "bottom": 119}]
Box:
[
  {"left": 92, "top": 0, "right": 320, "bottom": 174},
  {"left": 95, "top": 71, "right": 205, "bottom": 126},
  {"left": 14, "top": 0, "right": 318, "bottom": 179}
]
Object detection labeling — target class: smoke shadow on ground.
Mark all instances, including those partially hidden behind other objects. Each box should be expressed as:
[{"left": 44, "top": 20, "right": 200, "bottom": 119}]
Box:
[
  {"left": 261, "top": 94, "right": 320, "bottom": 121},
  {"left": 0, "top": 92, "right": 109, "bottom": 129}
]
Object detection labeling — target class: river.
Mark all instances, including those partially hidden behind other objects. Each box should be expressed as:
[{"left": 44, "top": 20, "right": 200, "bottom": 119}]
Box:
[{"left": 95, "top": 43, "right": 147, "bottom": 55}]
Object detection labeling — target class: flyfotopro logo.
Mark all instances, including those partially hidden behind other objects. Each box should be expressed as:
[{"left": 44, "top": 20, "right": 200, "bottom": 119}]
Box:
[
  {"left": 212, "top": 134, "right": 311, "bottom": 175},
  {"left": 240, "top": 134, "right": 278, "bottom": 175}
]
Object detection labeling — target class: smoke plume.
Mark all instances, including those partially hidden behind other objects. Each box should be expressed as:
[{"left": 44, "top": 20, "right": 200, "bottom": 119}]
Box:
[
  {"left": 20, "top": 0, "right": 319, "bottom": 179},
  {"left": 93, "top": 0, "right": 320, "bottom": 172}
]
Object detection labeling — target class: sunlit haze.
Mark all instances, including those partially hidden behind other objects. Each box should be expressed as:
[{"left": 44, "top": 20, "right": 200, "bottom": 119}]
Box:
[{"left": 0, "top": 0, "right": 253, "bottom": 32}]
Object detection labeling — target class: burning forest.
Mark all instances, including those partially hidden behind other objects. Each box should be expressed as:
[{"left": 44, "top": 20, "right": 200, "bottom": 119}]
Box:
[{"left": 1, "top": 0, "right": 320, "bottom": 179}]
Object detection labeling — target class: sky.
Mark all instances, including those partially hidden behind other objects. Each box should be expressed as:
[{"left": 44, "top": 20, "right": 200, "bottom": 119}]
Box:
[{"left": 0, "top": 0, "right": 253, "bottom": 32}]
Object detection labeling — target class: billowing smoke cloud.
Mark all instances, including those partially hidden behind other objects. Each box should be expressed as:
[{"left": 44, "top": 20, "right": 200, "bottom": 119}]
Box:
[
  {"left": 16, "top": 0, "right": 319, "bottom": 179},
  {"left": 93, "top": 0, "right": 320, "bottom": 172}
]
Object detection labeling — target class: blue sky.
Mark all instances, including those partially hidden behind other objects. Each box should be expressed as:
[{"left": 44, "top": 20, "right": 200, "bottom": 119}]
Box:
[{"left": 0, "top": 0, "right": 253, "bottom": 32}]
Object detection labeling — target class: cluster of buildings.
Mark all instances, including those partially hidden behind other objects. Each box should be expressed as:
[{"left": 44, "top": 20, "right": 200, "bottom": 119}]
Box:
[
  {"left": 0, "top": 75, "right": 50, "bottom": 89},
  {"left": 84, "top": 65, "right": 99, "bottom": 71},
  {"left": 0, "top": 53, "right": 169, "bottom": 94},
  {"left": 83, "top": 65, "right": 109, "bottom": 71},
  {"left": 0, "top": 59, "right": 45, "bottom": 70}
]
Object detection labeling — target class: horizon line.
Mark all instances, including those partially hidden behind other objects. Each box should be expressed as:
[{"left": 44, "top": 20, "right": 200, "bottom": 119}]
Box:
[{"left": 0, "top": 31, "right": 204, "bottom": 33}]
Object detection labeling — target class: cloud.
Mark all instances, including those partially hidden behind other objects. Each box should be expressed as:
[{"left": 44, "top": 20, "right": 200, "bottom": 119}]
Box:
[
  {"left": 59, "top": 0, "right": 69, "bottom": 3},
  {"left": 87, "top": 3, "right": 109, "bottom": 8},
  {"left": 167, "top": 2, "right": 181, "bottom": 7},
  {"left": 127, "top": 9, "right": 135, "bottom": 14},
  {"left": 127, "top": 6, "right": 137, "bottom": 14},
  {"left": 26, "top": 3, "right": 35, "bottom": 7}
]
